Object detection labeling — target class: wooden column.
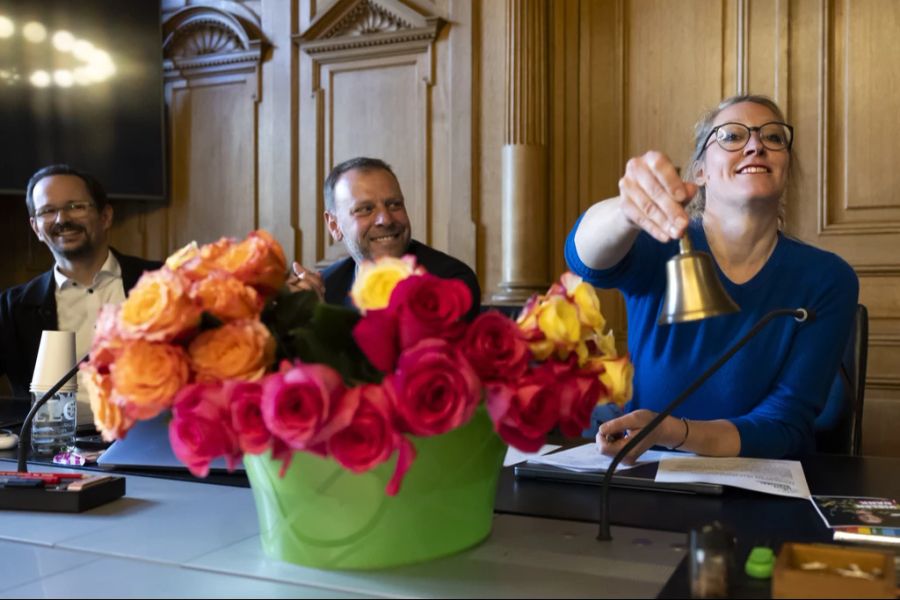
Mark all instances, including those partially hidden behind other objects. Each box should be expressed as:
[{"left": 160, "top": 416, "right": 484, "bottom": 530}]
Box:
[{"left": 492, "top": 0, "right": 550, "bottom": 304}]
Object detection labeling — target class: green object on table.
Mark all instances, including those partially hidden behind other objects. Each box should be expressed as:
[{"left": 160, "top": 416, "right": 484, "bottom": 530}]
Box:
[
  {"left": 745, "top": 546, "right": 775, "bottom": 579},
  {"left": 244, "top": 407, "right": 506, "bottom": 570}
]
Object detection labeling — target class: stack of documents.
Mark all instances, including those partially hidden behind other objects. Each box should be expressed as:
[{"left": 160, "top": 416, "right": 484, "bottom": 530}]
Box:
[{"left": 524, "top": 443, "right": 811, "bottom": 499}]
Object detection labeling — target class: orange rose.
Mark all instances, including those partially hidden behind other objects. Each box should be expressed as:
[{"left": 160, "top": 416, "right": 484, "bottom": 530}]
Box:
[
  {"left": 188, "top": 319, "right": 275, "bottom": 382},
  {"left": 89, "top": 304, "right": 126, "bottom": 368},
  {"left": 81, "top": 364, "right": 133, "bottom": 441},
  {"left": 191, "top": 273, "right": 262, "bottom": 322},
  {"left": 169, "top": 238, "right": 235, "bottom": 282},
  {"left": 215, "top": 230, "right": 287, "bottom": 296},
  {"left": 110, "top": 340, "right": 191, "bottom": 420},
  {"left": 119, "top": 268, "right": 202, "bottom": 342}
]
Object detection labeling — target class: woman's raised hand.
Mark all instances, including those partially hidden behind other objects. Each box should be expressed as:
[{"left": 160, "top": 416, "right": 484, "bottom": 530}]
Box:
[{"left": 618, "top": 151, "right": 699, "bottom": 243}]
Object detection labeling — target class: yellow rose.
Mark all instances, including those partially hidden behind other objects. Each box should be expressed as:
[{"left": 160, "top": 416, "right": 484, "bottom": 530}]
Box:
[
  {"left": 350, "top": 256, "right": 421, "bottom": 312},
  {"left": 191, "top": 273, "right": 262, "bottom": 322},
  {"left": 81, "top": 364, "right": 133, "bottom": 441},
  {"left": 215, "top": 230, "right": 287, "bottom": 297},
  {"left": 119, "top": 268, "right": 202, "bottom": 342},
  {"left": 536, "top": 296, "right": 581, "bottom": 349},
  {"left": 597, "top": 355, "right": 634, "bottom": 407},
  {"left": 165, "top": 241, "right": 200, "bottom": 271},
  {"left": 111, "top": 341, "right": 190, "bottom": 420},
  {"left": 188, "top": 319, "right": 275, "bottom": 382},
  {"left": 593, "top": 330, "right": 618, "bottom": 359}
]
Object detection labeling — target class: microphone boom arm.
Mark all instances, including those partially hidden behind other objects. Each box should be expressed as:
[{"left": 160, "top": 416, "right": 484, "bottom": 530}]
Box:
[{"left": 597, "top": 307, "right": 811, "bottom": 541}]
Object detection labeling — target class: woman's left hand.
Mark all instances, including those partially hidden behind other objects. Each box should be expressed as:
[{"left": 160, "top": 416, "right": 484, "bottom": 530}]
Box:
[{"left": 596, "top": 409, "right": 685, "bottom": 464}]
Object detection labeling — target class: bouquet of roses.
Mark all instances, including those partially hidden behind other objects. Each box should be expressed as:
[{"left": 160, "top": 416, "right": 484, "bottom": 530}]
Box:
[{"left": 82, "top": 231, "right": 632, "bottom": 496}]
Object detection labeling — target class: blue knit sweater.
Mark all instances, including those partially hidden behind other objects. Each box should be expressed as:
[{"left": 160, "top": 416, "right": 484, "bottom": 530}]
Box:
[{"left": 565, "top": 217, "right": 858, "bottom": 458}]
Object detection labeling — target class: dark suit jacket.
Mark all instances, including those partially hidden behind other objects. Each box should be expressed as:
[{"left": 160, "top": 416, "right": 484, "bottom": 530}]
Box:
[
  {"left": 0, "top": 248, "right": 162, "bottom": 399},
  {"left": 322, "top": 239, "right": 482, "bottom": 321}
]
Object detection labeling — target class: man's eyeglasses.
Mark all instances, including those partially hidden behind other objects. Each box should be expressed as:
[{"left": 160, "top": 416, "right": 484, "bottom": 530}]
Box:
[
  {"left": 34, "top": 201, "right": 95, "bottom": 222},
  {"left": 701, "top": 121, "right": 794, "bottom": 156}
]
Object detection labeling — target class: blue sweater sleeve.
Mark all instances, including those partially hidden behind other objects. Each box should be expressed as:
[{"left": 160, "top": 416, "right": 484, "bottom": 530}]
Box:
[
  {"left": 730, "top": 259, "right": 859, "bottom": 458},
  {"left": 564, "top": 212, "right": 671, "bottom": 295}
]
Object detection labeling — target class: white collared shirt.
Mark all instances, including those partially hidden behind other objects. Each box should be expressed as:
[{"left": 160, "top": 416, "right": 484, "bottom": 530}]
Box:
[{"left": 54, "top": 250, "right": 126, "bottom": 424}]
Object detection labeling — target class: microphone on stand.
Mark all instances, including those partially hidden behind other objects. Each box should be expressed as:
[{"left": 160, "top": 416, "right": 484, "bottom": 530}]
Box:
[
  {"left": 596, "top": 307, "right": 815, "bottom": 541},
  {"left": 2, "top": 348, "right": 125, "bottom": 513}
]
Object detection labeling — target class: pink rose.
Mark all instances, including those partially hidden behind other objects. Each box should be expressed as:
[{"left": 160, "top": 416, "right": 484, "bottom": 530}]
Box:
[
  {"left": 260, "top": 363, "right": 356, "bottom": 452},
  {"left": 227, "top": 380, "right": 272, "bottom": 454},
  {"left": 391, "top": 339, "right": 481, "bottom": 436},
  {"left": 171, "top": 382, "right": 230, "bottom": 422},
  {"left": 459, "top": 311, "right": 529, "bottom": 382},
  {"left": 169, "top": 412, "right": 241, "bottom": 478},
  {"left": 327, "top": 383, "right": 416, "bottom": 495},
  {"left": 352, "top": 309, "right": 400, "bottom": 373},
  {"left": 169, "top": 382, "right": 241, "bottom": 477},
  {"left": 485, "top": 368, "right": 561, "bottom": 452},
  {"left": 328, "top": 384, "right": 398, "bottom": 473},
  {"left": 389, "top": 274, "right": 471, "bottom": 348}
]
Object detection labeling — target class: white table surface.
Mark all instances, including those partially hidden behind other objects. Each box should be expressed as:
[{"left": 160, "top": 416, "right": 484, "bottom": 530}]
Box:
[{"left": 0, "top": 465, "right": 686, "bottom": 598}]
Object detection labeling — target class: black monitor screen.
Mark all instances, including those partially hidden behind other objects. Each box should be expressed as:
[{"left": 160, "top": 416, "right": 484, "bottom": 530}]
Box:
[{"left": 0, "top": 0, "right": 165, "bottom": 201}]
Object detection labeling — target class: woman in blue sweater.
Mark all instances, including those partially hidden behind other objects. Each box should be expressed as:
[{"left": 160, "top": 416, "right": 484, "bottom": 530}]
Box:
[{"left": 565, "top": 95, "right": 858, "bottom": 461}]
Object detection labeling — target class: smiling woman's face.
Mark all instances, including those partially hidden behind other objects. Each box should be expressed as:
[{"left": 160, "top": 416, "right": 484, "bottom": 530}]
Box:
[{"left": 697, "top": 101, "right": 791, "bottom": 207}]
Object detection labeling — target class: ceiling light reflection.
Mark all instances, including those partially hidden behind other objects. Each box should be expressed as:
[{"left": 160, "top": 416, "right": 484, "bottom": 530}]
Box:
[
  {"left": 22, "top": 21, "right": 46, "bottom": 43},
  {"left": 52, "top": 30, "right": 74, "bottom": 51},
  {"left": 30, "top": 70, "right": 51, "bottom": 87},
  {"left": 0, "top": 15, "right": 14, "bottom": 38}
]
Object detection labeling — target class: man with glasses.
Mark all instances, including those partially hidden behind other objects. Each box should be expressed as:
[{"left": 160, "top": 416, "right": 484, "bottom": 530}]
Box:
[{"left": 0, "top": 165, "right": 161, "bottom": 424}]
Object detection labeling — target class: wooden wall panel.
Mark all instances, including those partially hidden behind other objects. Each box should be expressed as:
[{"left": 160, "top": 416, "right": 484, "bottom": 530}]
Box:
[
  {"left": 295, "top": 0, "right": 450, "bottom": 269},
  {"left": 783, "top": 0, "right": 900, "bottom": 455},
  {"left": 168, "top": 82, "right": 258, "bottom": 248},
  {"left": 624, "top": 0, "right": 725, "bottom": 169},
  {"left": 325, "top": 60, "right": 427, "bottom": 259}
]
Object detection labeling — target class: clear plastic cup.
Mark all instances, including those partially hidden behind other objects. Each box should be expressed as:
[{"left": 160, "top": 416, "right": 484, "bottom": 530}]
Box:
[{"left": 30, "top": 331, "right": 78, "bottom": 455}]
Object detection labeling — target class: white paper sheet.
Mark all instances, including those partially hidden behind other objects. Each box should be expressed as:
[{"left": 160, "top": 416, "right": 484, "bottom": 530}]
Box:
[
  {"left": 655, "top": 456, "right": 811, "bottom": 499},
  {"left": 525, "top": 442, "right": 689, "bottom": 472},
  {"left": 503, "top": 444, "right": 561, "bottom": 467}
]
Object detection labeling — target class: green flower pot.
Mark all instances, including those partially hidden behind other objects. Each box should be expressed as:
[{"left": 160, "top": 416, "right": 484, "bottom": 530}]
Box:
[{"left": 244, "top": 408, "right": 506, "bottom": 570}]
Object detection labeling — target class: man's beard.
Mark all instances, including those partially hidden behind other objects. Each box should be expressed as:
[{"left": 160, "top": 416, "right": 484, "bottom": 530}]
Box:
[{"left": 49, "top": 222, "right": 95, "bottom": 260}]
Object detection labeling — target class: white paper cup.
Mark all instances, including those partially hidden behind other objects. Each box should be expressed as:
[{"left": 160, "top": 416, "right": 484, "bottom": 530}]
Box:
[{"left": 30, "top": 330, "right": 77, "bottom": 393}]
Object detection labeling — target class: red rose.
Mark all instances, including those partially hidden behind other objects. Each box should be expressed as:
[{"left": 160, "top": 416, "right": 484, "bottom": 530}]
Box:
[
  {"left": 389, "top": 274, "right": 470, "bottom": 349},
  {"left": 227, "top": 380, "right": 272, "bottom": 454},
  {"left": 485, "top": 368, "right": 561, "bottom": 452},
  {"left": 327, "top": 383, "right": 416, "bottom": 495},
  {"left": 459, "top": 311, "right": 529, "bottom": 382},
  {"left": 556, "top": 367, "right": 606, "bottom": 437},
  {"left": 391, "top": 338, "right": 481, "bottom": 436},
  {"left": 352, "top": 309, "right": 400, "bottom": 373},
  {"left": 260, "top": 363, "right": 356, "bottom": 452}
]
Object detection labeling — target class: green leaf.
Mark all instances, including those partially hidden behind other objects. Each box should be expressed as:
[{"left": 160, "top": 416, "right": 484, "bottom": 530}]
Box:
[{"left": 262, "top": 289, "right": 319, "bottom": 332}]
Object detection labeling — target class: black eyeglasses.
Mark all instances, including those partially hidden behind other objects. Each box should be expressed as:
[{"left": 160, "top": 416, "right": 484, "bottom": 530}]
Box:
[{"left": 700, "top": 121, "right": 794, "bottom": 156}]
